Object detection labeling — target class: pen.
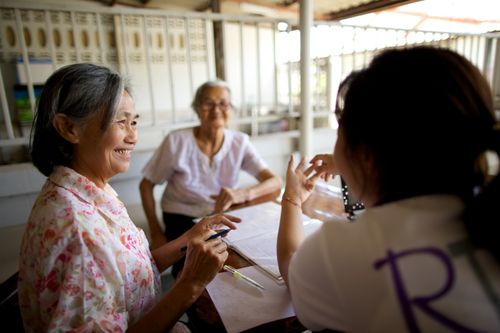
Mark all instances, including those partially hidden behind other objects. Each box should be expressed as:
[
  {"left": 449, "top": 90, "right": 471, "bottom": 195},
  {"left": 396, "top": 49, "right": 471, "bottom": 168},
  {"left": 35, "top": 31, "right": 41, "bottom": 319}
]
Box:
[
  {"left": 180, "top": 229, "right": 230, "bottom": 252},
  {"left": 223, "top": 265, "right": 265, "bottom": 291}
]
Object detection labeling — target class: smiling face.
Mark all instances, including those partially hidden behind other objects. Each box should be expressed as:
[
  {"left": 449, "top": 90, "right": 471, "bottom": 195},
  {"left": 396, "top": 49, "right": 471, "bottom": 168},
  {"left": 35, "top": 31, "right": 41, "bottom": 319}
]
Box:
[
  {"left": 196, "top": 86, "right": 231, "bottom": 131},
  {"left": 70, "top": 91, "right": 138, "bottom": 188}
]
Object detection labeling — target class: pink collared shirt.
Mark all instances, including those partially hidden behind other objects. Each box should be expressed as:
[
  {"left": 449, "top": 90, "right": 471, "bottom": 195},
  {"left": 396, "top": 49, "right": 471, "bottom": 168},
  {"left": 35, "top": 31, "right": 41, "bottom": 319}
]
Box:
[{"left": 18, "top": 166, "right": 160, "bottom": 332}]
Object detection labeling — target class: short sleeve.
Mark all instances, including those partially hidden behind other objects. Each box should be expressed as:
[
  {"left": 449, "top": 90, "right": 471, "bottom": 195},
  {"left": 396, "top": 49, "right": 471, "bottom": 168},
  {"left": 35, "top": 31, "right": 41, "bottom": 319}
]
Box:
[
  {"left": 141, "top": 133, "right": 176, "bottom": 184},
  {"left": 288, "top": 225, "right": 349, "bottom": 332},
  {"left": 241, "top": 137, "right": 268, "bottom": 177}
]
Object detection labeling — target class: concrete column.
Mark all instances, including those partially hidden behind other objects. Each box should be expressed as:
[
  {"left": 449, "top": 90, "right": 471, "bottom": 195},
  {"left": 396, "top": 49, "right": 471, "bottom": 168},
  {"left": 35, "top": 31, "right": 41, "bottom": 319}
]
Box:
[{"left": 299, "top": 0, "right": 313, "bottom": 158}]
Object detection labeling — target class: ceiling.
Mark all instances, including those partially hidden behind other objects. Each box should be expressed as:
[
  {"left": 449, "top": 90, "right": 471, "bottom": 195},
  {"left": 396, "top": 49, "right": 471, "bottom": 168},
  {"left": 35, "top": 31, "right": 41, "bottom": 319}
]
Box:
[
  {"left": 90, "top": 0, "right": 500, "bottom": 33},
  {"left": 93, "top": 0, "right": 418, "bottom": 20}
]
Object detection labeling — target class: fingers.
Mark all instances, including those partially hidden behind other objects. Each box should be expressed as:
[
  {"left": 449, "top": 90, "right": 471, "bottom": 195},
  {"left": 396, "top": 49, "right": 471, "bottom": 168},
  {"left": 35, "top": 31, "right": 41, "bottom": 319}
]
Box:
[
  {"left": 208, "top": 237, "right": 228, "bottom": 254},
  {"left": 216, "top": 215, "right": 238, "bottom": 230},
  {"left": 308, "top": 171, "right": 323, "bottom": 184},
  {"left": 181, "top": 235, "right": 229, "bottom": 286},
  {"left": 212, "top": 187, "right": 236, "bottom": 213},
  {"left": 201, "top": 214, "right": 240, "bottom": 230},
  {"left": 309, "top": 154, "right": 326, "bottom": 165},
  {"left": 303, "top": 164, "right": 316, "bottom": 177},
  {"left": 213, "top": 202, "right": 224, "bottom": 214},
  {"left": 221, "top": 214, "right": 242, "bottom": 223},
  {"left": 295, "top": 157, "right": 306, "bottom": 172},
  {"left": 221, "top": 201, "right": 232, "bottom": 212},
  {"left": 287, "top": 154, "right": 294, "bottom": 168}
]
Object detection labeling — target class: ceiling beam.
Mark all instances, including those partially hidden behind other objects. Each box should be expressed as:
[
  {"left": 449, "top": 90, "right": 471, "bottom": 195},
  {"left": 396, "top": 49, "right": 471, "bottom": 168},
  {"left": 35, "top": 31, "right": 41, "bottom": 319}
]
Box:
[
  {"left": 195, "top": 0, "right": 212, "bottom": 12},
  {"left": 323, "top": 0, "right": 421, "bottom": 21},
  {"left": 97, "top": 0, "right": 117, "bottom": 6},
  {"left": 281, "top": 0, "right": 299, "bottom": 6}
]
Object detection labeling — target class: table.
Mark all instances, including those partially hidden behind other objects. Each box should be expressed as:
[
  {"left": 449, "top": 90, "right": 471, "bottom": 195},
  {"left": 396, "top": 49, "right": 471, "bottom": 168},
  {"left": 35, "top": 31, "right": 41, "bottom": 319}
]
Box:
[{"left": 187, "top": 188, "right": 346, "bottom": 332}]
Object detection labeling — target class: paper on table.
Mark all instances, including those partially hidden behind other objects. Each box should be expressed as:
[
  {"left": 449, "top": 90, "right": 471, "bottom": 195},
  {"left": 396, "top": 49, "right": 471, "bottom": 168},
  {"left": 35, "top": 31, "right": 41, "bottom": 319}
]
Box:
[
  {"left": 228, "top": 220, "right": 322, "bottom": 281},
  {"left": 224, "top": 201, "right": 323, "bottom": 282},
  {"left": 206, "top": 266, "right": 295, "bottom": 333}
]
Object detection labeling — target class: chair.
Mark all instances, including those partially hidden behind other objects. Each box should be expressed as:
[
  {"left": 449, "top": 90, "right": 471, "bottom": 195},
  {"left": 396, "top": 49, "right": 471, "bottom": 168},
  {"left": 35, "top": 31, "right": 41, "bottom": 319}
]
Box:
[{"left": 0, "top": 272, "right": 25, "bottom": 332}]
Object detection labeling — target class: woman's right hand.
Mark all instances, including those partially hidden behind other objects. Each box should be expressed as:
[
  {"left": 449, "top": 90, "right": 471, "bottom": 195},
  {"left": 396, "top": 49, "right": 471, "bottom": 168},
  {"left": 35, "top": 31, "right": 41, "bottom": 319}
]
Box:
[
  {"left": 177, "top": 227, "right": 229, "bottom": 288},
  {"left": 309, "top": 154, "right": 338, "bottom": 181}
]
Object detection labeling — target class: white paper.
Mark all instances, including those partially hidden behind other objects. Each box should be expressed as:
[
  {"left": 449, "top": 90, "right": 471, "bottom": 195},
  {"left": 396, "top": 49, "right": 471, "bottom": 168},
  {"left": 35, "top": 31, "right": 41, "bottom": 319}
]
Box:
[
  {"left": 224, "top": 202, "right": 323, "bottom": 281},
  {"left": 225, "top": 201, "right": 285, "bottom": 243},
  {"left": 206, "top": 266, "right": 295, "bottom": 333}
]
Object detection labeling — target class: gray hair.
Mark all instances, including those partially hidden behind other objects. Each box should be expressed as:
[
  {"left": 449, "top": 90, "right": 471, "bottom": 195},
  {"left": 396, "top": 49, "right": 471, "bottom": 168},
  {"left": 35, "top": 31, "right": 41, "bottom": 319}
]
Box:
[
  {"left": 191, "top": 79, "right": 231, "bottom": 111},
  {"left": 30, "top": 63, "right": 130, "bottom": 176}
]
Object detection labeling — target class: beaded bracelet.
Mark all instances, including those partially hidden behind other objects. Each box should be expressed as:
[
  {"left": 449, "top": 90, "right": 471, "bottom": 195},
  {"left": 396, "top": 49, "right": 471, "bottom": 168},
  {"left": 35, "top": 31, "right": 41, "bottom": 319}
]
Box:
[{"left": 282, "top": 196, "right": 301, "bottom": 208}]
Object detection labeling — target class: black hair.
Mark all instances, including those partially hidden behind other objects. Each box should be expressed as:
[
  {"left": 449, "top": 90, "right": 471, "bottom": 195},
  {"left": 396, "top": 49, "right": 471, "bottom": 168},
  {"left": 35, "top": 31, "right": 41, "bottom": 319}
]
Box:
[
  {"left": 335, "top": 46, "right": 499, "bottom": 261},
  {"left": 30, "top": 63, "right": 128, "bottom": 176}
]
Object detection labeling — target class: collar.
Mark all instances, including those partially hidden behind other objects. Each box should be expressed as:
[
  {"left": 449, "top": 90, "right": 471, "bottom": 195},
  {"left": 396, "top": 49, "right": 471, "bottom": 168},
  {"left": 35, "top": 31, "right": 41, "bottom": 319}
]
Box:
[
  {"left": 49, "top": 166, "right": 118, "bottom": 207},
  {"left": 358, "top": 194, "right": 465, "bottom": 225}
]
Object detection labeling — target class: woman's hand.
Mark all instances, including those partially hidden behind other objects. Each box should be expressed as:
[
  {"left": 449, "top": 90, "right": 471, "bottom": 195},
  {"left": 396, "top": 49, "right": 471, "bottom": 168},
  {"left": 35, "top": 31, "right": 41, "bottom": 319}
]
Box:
[
  {"left": 283, "top": 155, "right": 323, "bottom": 205},
  {"left": 184, "top": 213, "right": 241, "bottom": 241},
  {"left": 177, "top": 214, "right": 240, "bottom": 287},
  {"left": 177, "top": 227, "right": 229, "bottom": 288},
  {"left": 309, "top": 154, "right": 337, "bottom": 181},
  {"left": 211, "top": 187, "right": 249, "bottom": 213}
]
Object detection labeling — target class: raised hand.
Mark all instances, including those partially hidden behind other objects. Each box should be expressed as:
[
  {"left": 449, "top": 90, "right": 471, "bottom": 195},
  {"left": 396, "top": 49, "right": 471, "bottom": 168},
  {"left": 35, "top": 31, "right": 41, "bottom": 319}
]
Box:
[
  {"left": 283, "top": 155, "right": 323, "bottom": 205},
  {"left": 309, "top": 154, "right": 338, "bottom": 182}
]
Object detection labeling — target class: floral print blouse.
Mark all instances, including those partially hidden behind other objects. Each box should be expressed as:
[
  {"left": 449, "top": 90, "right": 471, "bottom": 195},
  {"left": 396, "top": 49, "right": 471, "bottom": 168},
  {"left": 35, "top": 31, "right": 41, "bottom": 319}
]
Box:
[{"left": 18, "top": 166, "right": 161, "bottom": 332}]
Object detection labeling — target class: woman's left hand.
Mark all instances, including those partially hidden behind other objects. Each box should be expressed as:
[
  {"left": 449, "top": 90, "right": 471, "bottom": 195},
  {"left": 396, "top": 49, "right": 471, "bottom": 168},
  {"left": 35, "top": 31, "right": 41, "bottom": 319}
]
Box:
[
  {"left": 185, "top": 213, "right": 241, "bottom": 240},
  {"left": 283, "top": 155, "right": 322, "bottom": 205},
  {"left": 211, "top": 187, "right": 249, "bottom": 213}
]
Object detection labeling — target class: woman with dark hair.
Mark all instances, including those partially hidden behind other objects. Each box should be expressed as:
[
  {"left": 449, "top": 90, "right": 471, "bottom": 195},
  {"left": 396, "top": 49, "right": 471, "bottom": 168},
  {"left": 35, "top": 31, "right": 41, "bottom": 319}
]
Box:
[
  {"left": 18, "top": 63, "right": 240, "bottom": 332},
  {"left": 278, "top": 47, "right": 500, "bottom": 332},
  {"left": 139, "top": 79, "right": 281, "bottom": 275}
]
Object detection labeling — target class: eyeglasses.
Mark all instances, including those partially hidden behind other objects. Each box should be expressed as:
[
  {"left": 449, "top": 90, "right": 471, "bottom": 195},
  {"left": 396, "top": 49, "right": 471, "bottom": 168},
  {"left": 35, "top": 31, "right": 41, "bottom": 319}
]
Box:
[{"left": 199, "top": 100, "right": 231, "bottom": 111}]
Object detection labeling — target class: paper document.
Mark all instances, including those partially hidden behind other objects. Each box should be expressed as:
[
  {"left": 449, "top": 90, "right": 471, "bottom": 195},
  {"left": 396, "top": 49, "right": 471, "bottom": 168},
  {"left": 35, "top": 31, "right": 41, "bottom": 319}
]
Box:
[
  {"left": 224, "top": 202, "right": 323, "bottom": 282},
  {"left": 206, "top": 266, "right": 295, "bottom": 333}
]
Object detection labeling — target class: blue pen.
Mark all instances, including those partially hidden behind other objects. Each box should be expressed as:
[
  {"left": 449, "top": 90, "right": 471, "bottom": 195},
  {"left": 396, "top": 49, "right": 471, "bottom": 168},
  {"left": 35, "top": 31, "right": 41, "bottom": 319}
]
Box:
[{"left": 180, "top": 229, "right": 230, "bottom": 252}]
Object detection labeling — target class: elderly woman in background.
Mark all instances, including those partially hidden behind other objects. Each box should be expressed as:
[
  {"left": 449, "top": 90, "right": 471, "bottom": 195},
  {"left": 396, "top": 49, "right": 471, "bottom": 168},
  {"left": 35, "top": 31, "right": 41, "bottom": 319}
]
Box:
[
  {"left": 139, "top": 80, "right": 281, "bottom": 275},
  {"left": 18, "top": 63, "right": 239, "bottom": 333}
]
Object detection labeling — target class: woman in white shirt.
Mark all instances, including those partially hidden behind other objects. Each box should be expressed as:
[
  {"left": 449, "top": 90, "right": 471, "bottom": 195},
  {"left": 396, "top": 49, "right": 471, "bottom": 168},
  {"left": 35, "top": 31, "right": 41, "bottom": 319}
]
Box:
[
  {"left": 278, "top": 46, "right": 500, "bottom": 332},
  {"left": 140, "top": 80, "right": 281, "bottom": 275}
]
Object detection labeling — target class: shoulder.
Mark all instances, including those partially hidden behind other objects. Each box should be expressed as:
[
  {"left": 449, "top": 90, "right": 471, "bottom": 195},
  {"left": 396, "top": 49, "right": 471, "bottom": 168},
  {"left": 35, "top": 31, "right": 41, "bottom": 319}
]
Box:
[
  {"left": 21, "top": 182, "right": 92, "bottom": 273},
  {"left": 225, "top": 129, "right": 250, "bottom": 146},
  {"left": 155, "top": 128, "right": 195, "bottom": 154},
  {"left": 169, "top": 127, "right": 194, "bottom": 138},
  {"left": 165, "top": 128, "right": 195, "bottom": 146},
  {"left": 30, "top": 181, "right": 94, "bottom": 236}
]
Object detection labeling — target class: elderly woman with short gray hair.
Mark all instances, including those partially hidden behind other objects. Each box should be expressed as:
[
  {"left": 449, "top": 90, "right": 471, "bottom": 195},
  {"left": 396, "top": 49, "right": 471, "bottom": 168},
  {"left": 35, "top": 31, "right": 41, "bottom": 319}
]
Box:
[{"left": 139, "top": 80, "right": 281, "bottom": 276}]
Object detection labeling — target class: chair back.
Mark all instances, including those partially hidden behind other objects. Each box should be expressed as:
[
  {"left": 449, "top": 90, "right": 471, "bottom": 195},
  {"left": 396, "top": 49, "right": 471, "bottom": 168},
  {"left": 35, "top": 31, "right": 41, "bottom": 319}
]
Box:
[{"left": 0, "top": 272, "right": 25, "bottom": 332}]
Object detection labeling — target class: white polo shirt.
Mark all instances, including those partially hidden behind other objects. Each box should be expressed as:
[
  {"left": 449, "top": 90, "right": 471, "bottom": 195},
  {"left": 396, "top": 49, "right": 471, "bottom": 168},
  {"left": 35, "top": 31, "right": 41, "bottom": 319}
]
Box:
[
  {"left": 141, "top": 128, "right": 268, "bottom": 217},
  {"left": 289, "top": 195, "right": 500, "bottom": 333}
]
